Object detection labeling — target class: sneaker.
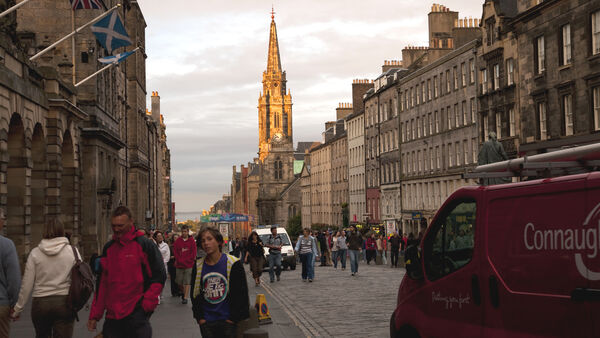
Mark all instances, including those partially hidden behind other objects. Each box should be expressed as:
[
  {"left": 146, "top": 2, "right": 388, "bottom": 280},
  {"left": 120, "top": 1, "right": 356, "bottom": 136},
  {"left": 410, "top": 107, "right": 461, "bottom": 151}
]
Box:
[
  {"left": 308, "top": 279, "right": 313, "bottom": 282},
  {"left": 182, "top": 298, "right": 188, "bottom": 304},
  {"left": 351, "top": 272, "right": 355, "bottom": 276},
  {"left": 270, "top": 280, "right": 274, "bottom": 283},
  {"left": 277, "top": 276, "right": 280, "bottom": 281},
  {"left": 302, "top": 279, "right": 307, "bottom": 282}
]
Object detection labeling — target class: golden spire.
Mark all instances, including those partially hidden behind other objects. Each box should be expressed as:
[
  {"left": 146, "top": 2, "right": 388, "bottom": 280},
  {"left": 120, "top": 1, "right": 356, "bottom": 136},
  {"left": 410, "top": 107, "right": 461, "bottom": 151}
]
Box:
[{"left": 267, "top": 7, "right": 282, "bottom": 75}]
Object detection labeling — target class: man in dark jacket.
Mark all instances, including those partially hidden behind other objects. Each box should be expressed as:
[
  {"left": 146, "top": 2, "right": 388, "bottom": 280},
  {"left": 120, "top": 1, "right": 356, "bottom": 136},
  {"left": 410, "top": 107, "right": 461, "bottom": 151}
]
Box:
[
  {"left": 0, "top": 208, "right": 20, "bottom": 338},
  {"left": 389, "top": 232, "right": 401, "bottom": 268},
  {"left": 87, "top": 206, "right": 166, "bottom": 338},
  {"left": 346, "top": 226, "right": 363, "bottom": 276}
]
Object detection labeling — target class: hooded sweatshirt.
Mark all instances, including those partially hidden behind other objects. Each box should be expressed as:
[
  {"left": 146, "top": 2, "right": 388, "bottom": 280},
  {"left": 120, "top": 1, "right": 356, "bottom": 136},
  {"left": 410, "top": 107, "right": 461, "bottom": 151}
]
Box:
[{"left": 12, "top": 237, "right": 78, "bottom": 316}]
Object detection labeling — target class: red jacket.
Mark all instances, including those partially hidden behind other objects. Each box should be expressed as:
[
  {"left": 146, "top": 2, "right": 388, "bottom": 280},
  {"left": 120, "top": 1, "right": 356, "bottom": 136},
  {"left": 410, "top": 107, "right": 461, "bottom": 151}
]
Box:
[
  {"left": 174, "top": 236, "right": 197, "bottom": 269},
  {"left": 89, "top": 227, "right": 166, "bottom": 321},
  {"left": 366, "top": 238, "right": 377, "bottom": 250}
]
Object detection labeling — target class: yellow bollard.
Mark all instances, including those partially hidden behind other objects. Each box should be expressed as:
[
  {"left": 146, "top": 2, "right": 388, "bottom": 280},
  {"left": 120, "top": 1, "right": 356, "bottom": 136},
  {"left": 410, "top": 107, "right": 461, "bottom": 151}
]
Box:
[{"left": 254, "top": 294, "right": 272, "bottom": 325}]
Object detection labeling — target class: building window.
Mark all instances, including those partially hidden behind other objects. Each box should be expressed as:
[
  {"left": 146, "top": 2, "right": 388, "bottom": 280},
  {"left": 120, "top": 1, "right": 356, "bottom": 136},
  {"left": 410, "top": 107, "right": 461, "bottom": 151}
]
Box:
[
  {"left": 561, "top": 24, "right": 572, "bottom": 65},
  {"left": 417, "top": 117, "right": 421, "bottom": 138},
  {"left": 416, "top": 85, "right": 420, "bottom": 105},
  {"left": 472, "top": 138, "right": 478, "bottom": 164},
  {"left": 455, "top": 142, "right": 460, "bottom": 166},
  {"left": 436, "top": 146, "right": 440, "bottom": 169},
  {"left": 594, "top": 86, "right": 600, "bottom": 131},
  {"left": 535, "top": 35, "right": 545, "bottom": 74},
  {"left": 493, "top": 64, "right": 500, "bottom": 90},
  {"left": 427, "top": 79, "right": 432, "bottom": 101},
  {"left": 481, "top": 69, "right": 488, "bottom": 94},
  {"left": 461, "top": 62, "right": 466, "bottom": 87},
  {"left": 453, "top": 66, "right": 458, "bottom": 90},
  {"left": 470, "top": 98, "right": 476, "bottom": 123},
  {"left": 483, "top": 115, "right": 489, "bottom": 140},
  {"left": 449, "top": 144, "right": 454, "bottom": 167},
  {"left": 507, "top": 58, "right": 514, "bottom": 86},
  {"left": 439, "top": 73, "right": 444, "bottom": 96},
  {"left": 463, "top": 140, "right": 468, "bottom": 164},
  {"left": 495, "top": 112, "right": 502, "bottom": 139},
  {"left": 446, "top": 70, "right": 451, "bottom": 93},
  {"left": 435, "top": 110, "right": 439, "bottom": 133},
  {"left": 593, "top": 11, "right": 600, "bottom": 55},
  {"left": 410, "top": 87, "right": 414, "bottom": 107},
  {"left": 447, "top": 107, "right": 452, "bottom": 130},
  {"left": 469, "top": 59, "right": 475, "bottom": 84},
  {"left": 538, "top": 102, "right": 547, "bottom": 140},
  {"left": 434, "top": 76, "right": 439, "bottom": 98},
  {"left": 422, "top": 81, "right": 426, "bottom": 103},
  {"left": 274, "top": 159, "right": 283, "bottom": 180},
  {"left": 509, "top": 107, "right": 516, "bottom": 137},
  {"left": 454, "top": 104, "right": 459, "bottom": 127},
  {"left": 563, "top": 94, "right": 573, "bottom": 136},
  {"left": 462, "top": 101, "right": 467, "bottom": 125},
  {"left": 429, "top": 113, "right": 433, "bottom": 135}
]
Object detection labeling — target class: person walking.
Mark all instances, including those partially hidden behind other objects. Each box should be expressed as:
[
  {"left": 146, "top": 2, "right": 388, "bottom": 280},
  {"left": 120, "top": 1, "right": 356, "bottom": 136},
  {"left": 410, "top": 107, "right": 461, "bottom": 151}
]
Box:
[
  {"left": 0, "top": 208, "right": 21, "bottom": 338},
  {"left": 265, "top": 226, "right": 283, "bottom": 283},
  {"left": 317, "top": 231, "right": 328, "bottom": 267},
  {"left": 330, "top": 232, "right": 339, "bottom": 269},
  {"left": 366, "top": 233, "right": 377, "bottom": 265},
  {"left": 244, "top": 231, "right": 264, "bottom": 286},
  {"left": 389, "top": 232, "right": 401, "bottom": 268},
  {"left": 167, "top": 234, "right": 180, "bottom": 297},
  {"left": 346, "top": 227, "right": 363, "bottom": 276},
  {"left": 11, "top": 217, "right": 79, "bottom": 337},
  {"left": 336, "top": 231, "right": 348, "bottom": 270},
  {"left": 191, "top": 228, "right": 249, "bottom": 338},
  {"left": 174, "top": 226, "right": 197, "bottom": 304},
  {"left": 295, "top": 228, "right": 319, "bottom": 282},
  {"left": 154, "top": 231, "right": 170, "bottom": 304},
  {"left": 87, "top": 206, "right": 166, "bottom": 338}
]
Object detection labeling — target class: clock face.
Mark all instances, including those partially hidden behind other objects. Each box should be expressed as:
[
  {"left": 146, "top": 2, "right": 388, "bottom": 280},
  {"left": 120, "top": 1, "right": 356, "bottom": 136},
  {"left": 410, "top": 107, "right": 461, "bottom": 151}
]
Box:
[
  {"left": 272, "top": 133, "right": 283, "bottom": 143},
  {"left": 274, "top": 82, "right": 278, "bottom": 87}
]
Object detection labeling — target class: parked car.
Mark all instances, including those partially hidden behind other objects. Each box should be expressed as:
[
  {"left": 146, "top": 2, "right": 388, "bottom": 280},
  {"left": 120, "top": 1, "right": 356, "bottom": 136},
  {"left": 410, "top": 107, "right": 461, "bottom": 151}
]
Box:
[
  {"left": 391, "top": 166, "right": 600, "bottom": 337},
  {"left": 256, "top": 226, "right": 297, "bottom": 270}
]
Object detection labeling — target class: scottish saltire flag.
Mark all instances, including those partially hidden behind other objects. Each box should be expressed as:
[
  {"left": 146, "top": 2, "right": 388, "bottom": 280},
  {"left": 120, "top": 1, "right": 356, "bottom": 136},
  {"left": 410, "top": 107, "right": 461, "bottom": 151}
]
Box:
[
  {"left": 98, "top": 50, "right": 135, "bottom": 64},
  {"left": 70, "top": 0, "right": 102, "bottom": 10},
  {"left": 90, "top": 11, "right": 132, "bottom": 54}
]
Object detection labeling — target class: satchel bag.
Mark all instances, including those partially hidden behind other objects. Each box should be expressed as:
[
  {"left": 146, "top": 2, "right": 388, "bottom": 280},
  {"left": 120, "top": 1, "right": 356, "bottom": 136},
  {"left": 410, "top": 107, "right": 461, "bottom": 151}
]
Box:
[{"left": 67, "top": 245, "right": 95, "bottom": 320}]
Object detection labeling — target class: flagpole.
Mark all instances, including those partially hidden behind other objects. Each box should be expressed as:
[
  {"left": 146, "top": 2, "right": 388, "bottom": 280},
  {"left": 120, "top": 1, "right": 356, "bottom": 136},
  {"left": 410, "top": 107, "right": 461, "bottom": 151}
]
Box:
[
  {"left": 75, "top": 47, "right": 139, "bottom": 87},
  {"left": 0, "top": 0, "right": 33, "bottom": 19},
  {"left": 30, "top": 4, "right": 121, "bottom": 62}
]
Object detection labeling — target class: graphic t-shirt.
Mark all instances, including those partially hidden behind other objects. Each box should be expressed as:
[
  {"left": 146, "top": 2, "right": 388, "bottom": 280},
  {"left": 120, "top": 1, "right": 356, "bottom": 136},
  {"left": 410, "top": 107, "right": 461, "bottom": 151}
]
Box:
[{"left": 201, "top": 254, "right": 230, "bottom": 322}]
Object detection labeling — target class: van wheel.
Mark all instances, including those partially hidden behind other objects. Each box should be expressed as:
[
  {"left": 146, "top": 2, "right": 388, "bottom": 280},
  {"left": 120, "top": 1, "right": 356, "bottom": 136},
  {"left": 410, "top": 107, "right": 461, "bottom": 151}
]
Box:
[{"left": 398, "top": 326, "right": 420, "bottom": 338}]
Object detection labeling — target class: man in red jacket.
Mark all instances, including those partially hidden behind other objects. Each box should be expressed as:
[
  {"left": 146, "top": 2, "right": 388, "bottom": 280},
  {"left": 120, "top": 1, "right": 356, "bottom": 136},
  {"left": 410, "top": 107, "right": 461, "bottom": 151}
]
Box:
[
  {"left": 174, "top": 225, "right": 196, "bottom": 304},
  {"left": 87, "top": 206, "right": 166, "bottom": 338}
]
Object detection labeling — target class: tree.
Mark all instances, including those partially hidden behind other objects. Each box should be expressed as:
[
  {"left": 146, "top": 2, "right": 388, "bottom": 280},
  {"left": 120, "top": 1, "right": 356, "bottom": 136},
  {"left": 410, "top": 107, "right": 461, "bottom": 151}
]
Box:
[{"left": 287, "top": 214, "right": 302, "bottom": 241}]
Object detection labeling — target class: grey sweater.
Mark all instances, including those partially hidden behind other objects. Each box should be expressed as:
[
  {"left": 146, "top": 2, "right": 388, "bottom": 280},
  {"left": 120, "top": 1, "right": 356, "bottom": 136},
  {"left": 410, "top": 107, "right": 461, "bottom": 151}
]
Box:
[{"left": 0, "top": 235, "right": 21, "bottom": 306}]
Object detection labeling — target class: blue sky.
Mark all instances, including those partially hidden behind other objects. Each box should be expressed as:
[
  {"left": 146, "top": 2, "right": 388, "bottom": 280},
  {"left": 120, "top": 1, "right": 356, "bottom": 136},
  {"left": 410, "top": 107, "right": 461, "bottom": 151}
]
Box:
[{"left": 139, "top": 1, "right": 483, "bottom": 213}]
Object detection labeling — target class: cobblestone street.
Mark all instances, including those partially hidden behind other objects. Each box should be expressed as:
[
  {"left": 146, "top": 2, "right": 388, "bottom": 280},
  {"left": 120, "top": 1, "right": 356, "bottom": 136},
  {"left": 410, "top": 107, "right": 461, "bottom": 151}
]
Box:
[{"left": 259, "top": 259, "right": 405, "bottom": 337}]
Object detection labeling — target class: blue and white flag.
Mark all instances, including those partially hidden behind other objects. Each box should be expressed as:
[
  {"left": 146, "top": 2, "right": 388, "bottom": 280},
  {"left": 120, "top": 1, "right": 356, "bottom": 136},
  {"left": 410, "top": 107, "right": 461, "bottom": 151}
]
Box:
[
  {"left": 98, "top": 50, "right": 135, "bottom": 64},
  {"left": 91, "top": 11, "right": 132, "bottom": 55}
]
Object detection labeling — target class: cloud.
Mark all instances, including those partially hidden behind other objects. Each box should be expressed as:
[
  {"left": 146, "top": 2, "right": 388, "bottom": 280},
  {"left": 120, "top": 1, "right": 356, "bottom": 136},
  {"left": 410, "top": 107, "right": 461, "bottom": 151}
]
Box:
[{"left": 141, "top": 0, "right": 485, "bottom": 213}]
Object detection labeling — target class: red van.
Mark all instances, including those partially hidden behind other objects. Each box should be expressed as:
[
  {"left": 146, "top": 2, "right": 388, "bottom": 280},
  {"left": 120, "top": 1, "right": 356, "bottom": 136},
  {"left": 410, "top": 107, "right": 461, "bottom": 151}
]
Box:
[{"left": 390, "top": 169, "right": 600, "bottom": 337}]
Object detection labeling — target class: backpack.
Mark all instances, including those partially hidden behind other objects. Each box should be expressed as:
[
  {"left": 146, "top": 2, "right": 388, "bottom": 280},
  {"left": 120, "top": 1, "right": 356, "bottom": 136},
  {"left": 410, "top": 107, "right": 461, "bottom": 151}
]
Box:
[{"left": 67, "top": 245, "right": 95, "bottom": 320}]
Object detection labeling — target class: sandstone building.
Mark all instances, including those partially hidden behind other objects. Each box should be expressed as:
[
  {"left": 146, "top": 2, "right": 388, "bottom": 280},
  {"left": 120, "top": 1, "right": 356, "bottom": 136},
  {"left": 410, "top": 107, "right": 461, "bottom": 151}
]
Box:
[{"left": 1, "top": 0, "right": 172, "bottom": 261}]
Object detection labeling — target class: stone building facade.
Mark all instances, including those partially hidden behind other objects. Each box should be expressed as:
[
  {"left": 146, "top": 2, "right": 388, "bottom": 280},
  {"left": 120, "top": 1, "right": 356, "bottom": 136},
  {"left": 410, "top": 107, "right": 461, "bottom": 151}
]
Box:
[
  {"left": 478, "top": 0, "right": 520, "bottom": 158},
  {"left": 347, "top": 79, "right": 372, "bottom": 224},
  {"left": 308, "top": 140, "right": 331, "bottom": 225},
  {"left": 3, "top": 1, "right": 171, "bottom": 260},
  {"left": 399, "top": 39, "right": 481, "bottom": 236},
  {"left": 511, "top": 0, "right": 600, "bottom": 155}
]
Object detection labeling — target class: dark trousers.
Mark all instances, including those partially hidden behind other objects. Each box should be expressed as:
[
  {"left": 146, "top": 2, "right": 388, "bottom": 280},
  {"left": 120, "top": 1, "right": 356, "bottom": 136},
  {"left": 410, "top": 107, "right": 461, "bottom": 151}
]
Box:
[
  {"left": 200, "top": 320, "right": 236, "bottom": 338},
  {"left": 366, "top": 249, "right": 376, "bottom": 264},
  {"left": 31, "top": 295, "right": 75, "bottom": 338},
  {"left": 391, "top": 248, "right": 400, "bottom": 267},
  {"left": 102, "top": 305, "right": 152, "bottom": 338},
  {"left": 168, "top": 259, "right": 179, "bottom": 296}
]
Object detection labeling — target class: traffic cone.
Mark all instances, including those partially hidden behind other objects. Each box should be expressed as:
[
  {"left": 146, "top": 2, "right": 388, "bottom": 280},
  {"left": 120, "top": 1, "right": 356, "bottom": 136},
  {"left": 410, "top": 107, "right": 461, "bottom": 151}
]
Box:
[{"left": 254, "top": 294, "right": 272, "bottom": 325}]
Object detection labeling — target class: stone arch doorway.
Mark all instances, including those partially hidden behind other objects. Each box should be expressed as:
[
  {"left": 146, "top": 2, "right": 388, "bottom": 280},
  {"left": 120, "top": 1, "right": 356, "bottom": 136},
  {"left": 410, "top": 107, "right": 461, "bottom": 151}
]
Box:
[
  {"left": 61, "top": 130, "right": 77, "bottom": 245},
  {"left": 7, "top": 113, "right": 29, "bottom": 260},
  {"left": 30, "top": 124, "right": 46, "bottom": 247}
]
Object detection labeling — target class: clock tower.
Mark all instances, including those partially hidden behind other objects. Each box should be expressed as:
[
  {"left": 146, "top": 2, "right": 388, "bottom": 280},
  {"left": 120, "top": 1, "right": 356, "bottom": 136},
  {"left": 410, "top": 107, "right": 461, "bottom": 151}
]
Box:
[{"left": 258, "top": 9, "right": 293, "bottom": 162}]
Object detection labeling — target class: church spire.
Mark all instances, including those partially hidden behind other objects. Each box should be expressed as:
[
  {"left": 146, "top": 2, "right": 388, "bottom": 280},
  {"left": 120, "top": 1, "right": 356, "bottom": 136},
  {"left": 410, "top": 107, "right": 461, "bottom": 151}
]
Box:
[{"left": 267, "top": 7, "right": 282, "bottom": 75}]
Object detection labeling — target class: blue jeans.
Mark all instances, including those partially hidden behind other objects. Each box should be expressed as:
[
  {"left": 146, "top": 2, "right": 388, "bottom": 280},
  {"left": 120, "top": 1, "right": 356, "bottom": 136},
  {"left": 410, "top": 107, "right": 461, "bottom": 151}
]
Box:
[
  {"left": 332, "top": 250, "right": 338, "bottom": 268},
  {"left": 300, "top": 253, "right": 314, "bottom": 280},
  {"left": 349, "top": 250, "right": 360, "bottom": 273},
  {"left": 338, "top": 249, "right": 347, "bottom": 269},
  {"left": 268, "top": 253, "right": 282, "bottom": 281}
]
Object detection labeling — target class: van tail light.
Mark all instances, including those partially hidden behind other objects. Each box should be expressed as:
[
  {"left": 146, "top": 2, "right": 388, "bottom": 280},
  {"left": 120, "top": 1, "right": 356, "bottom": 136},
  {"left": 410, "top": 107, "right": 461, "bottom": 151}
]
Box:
[{"left": 471, "top": 274, "right": 481, "bottom": 306}]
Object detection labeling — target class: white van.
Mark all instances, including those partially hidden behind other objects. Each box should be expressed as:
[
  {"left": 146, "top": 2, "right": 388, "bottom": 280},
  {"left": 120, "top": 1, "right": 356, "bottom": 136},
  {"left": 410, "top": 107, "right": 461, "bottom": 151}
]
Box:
[{"left": 255, "top": 226, "right": 296, "bottom": 270}]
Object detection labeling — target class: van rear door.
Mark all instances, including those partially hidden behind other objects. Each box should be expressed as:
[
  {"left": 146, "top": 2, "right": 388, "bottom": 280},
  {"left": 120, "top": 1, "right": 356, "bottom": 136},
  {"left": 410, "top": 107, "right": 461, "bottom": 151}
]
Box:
[
  {"left": 483, "top": 177, "right": 590, "bottom": 337},
  {"left": 419, "top": 193, "right": 483, "bottom": 337}
]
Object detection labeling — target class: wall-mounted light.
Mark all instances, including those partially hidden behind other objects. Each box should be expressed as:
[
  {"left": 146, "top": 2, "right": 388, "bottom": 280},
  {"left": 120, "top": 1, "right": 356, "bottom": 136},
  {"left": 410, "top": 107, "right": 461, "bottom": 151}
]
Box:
[{"left": 87, "top": 40, "right": 95, "bottom": 54}]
